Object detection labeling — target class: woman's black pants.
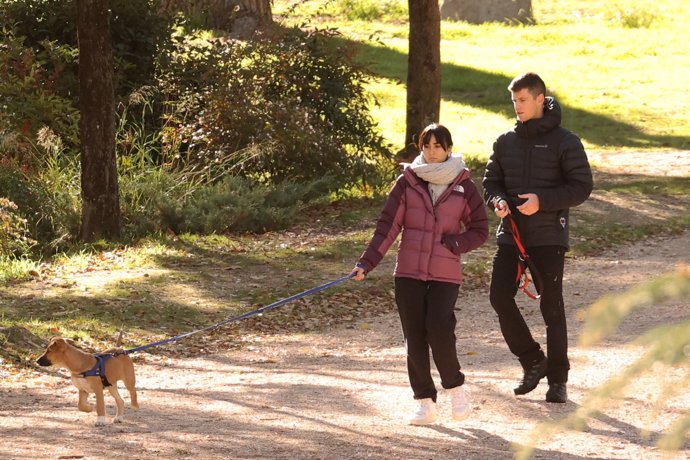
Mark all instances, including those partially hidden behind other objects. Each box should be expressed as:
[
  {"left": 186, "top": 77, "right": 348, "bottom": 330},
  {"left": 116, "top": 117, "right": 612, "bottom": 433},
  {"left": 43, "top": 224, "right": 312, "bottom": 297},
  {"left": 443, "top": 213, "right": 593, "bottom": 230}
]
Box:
[{"left": 395, "top": 277, "right": 465, "bottom": 401}]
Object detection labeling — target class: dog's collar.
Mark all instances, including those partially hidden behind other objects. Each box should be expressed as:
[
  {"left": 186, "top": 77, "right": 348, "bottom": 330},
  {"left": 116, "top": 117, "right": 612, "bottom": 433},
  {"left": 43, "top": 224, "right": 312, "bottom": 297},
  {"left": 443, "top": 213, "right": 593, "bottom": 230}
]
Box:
[{"left": 81, "top": 354, "right": 114, "bottom": 387}]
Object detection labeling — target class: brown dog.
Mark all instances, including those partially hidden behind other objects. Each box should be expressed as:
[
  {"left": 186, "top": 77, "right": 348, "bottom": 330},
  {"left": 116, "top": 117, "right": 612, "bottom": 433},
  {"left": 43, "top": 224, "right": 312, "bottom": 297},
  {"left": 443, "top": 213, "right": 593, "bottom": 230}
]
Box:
[{"left": 37, "top": 337, "right": 139, "bottom": 426}]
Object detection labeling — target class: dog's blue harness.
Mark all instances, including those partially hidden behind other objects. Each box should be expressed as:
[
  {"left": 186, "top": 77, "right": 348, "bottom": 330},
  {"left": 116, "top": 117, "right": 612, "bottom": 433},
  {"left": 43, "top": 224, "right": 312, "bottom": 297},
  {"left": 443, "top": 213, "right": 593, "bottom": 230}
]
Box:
[{"left": 81, "top": 354, "right": 114, "bottom": 387}]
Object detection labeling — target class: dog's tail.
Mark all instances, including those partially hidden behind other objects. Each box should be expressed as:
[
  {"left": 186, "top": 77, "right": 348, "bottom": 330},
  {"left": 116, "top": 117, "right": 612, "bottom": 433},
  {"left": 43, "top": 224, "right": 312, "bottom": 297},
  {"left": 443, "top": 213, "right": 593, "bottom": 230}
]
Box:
[{"left": 116, "top": 330, "right": 123, "bottom": 347}]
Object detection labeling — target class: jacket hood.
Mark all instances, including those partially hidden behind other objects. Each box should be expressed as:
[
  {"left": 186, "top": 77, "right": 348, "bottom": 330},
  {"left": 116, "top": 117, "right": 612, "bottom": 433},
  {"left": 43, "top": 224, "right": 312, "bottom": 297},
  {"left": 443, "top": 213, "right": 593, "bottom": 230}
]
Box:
[{"left": 514, "top": 96, "right": 562, "bottom": 138}]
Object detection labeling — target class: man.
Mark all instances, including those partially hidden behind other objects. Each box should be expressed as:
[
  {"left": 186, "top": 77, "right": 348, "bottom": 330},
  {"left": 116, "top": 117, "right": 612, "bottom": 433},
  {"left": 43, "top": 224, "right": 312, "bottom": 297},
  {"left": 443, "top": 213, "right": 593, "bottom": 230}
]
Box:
[{"left": 483, "top": 72, "right": 593, "bottom": 403}]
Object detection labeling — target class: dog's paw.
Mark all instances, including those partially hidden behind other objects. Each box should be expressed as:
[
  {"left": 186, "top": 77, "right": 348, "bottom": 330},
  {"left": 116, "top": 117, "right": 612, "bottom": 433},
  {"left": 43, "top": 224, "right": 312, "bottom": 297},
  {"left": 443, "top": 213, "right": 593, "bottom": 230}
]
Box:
[
  {"left": 79, "top": 405, "right": 94, "bottom": 413},
  {"left": 95, "top": 416, "right": 106, "bottom": 426},
  {"left": 113, "top": 416, "right": 124, "bottom": 423}
]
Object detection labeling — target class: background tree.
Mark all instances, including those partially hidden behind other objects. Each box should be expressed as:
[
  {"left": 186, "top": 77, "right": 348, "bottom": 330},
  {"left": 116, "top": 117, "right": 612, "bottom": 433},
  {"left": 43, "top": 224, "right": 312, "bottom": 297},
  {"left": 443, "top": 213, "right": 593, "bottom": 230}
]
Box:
[
  {"left": 77, "top": 0, "right": 120, "bottom": 241},
  {"left": 403, "top": 0, "right": 441, "bottom": 161}
]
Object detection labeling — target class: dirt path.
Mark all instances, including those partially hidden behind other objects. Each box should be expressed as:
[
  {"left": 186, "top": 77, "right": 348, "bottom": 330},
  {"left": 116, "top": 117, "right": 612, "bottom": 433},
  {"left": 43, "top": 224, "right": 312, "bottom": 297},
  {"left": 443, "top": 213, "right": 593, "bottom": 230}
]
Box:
[
  {"left": 1, "top": 227, "right": 689, "bottom": 459},
  {"left": 586, "top": 150, "right": 689, "bottom": 177}
]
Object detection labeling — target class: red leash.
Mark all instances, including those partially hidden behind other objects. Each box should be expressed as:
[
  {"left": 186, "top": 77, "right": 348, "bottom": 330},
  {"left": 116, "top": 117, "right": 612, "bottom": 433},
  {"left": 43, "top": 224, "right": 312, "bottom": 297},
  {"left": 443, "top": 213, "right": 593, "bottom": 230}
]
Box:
[{"left": 507, "top": 215, "right": 543, "bottom": 300}]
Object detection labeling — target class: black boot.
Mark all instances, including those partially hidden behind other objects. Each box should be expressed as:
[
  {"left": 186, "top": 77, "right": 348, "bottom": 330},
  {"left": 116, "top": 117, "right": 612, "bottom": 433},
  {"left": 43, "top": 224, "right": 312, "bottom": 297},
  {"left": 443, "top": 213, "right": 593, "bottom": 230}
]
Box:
[
  {"left": 546, "top": 383, "right": 567, "bottom": 403},
  {"left": 514, "top": 357, "right": 548, "bottom": 395}
]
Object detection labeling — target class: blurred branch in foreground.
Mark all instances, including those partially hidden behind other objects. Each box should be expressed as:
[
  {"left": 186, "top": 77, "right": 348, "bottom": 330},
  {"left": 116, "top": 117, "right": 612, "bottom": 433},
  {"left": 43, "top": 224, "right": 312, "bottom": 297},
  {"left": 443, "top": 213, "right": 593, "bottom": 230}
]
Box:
[{"left": 516, "top": 264, "right": 690, "bottom": 459}]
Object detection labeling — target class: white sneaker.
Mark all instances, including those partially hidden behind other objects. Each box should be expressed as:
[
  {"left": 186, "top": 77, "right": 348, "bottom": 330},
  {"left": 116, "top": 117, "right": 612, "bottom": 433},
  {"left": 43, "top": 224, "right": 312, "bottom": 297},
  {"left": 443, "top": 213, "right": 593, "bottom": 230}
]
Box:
[
  {"left": 449, "top": 386, "right": 471, "bottom": 421},
  {"left": 408, "top": 398, "right": 437, "bottom": 425}
]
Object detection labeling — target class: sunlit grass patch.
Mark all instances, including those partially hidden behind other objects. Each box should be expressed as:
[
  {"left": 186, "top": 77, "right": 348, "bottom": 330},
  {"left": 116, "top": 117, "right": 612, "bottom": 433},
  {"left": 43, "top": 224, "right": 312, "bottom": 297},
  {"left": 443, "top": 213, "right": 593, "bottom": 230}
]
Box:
[{"left": 0, "top": 257, "right": 40, "bottom": 283}]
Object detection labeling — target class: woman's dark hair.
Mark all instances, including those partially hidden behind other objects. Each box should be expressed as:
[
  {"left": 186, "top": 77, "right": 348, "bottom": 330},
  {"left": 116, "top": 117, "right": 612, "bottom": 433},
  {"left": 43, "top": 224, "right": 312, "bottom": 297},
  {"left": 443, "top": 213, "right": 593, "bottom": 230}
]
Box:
[{"left": 418, "top": 123, "right": 453, "bottom": 152}]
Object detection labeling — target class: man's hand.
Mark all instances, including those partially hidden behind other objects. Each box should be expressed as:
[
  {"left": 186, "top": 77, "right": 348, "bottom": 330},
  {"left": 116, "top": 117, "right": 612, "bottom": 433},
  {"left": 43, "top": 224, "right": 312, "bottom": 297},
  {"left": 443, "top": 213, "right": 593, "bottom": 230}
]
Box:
[
  {"left": 494, "top": 199, "right": 510, "bottom": 218},
  {"left": 517, "top": 193, "right": 540, "bottom": 215}
]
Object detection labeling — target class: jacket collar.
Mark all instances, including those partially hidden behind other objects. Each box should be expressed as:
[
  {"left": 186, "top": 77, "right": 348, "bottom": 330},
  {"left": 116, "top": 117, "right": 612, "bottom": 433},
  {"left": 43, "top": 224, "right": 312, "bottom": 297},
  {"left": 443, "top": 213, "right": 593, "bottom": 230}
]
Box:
[
  {"left": 403, "top": 167, "right": 470, "bottom": 210},
  {"left": 514, "top": 96, "right": 562, "bottom": 139}
]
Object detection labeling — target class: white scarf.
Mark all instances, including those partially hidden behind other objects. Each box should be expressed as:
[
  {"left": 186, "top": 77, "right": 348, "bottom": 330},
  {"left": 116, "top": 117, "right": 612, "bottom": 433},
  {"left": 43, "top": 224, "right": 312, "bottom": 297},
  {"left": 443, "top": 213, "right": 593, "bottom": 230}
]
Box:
[{"left": 409, "top": 153, "right": 467, "bottom": 205}]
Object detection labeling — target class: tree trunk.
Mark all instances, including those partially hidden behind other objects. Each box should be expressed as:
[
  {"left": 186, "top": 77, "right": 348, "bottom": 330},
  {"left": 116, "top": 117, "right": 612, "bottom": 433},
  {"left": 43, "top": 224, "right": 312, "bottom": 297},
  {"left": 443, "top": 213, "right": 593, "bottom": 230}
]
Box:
[
  {"left": 159, "top": 0, "right": 273, "bottom": 38},
  {"left": 77, "top": 0, "right": 120, "bottom": 242},
  {"left": 404, "top": 0, "right": 441, "bottom": 161}
]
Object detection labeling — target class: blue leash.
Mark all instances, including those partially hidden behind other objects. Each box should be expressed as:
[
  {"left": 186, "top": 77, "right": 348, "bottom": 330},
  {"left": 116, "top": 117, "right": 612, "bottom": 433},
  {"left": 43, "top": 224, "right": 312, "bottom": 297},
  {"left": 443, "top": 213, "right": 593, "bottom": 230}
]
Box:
[{"left": 123, "top": 272, "right": 355, "bottom": 355}]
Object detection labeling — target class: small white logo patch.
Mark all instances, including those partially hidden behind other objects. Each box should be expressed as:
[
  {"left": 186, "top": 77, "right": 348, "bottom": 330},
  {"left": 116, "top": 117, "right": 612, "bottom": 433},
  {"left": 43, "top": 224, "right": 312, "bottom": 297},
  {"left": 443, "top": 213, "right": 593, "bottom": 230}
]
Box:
[
  {"left": 453, "top": 185, "right": 464, "bottom": 193},
  {"left": 560, "top": 217, "right": 566, "bottom": 228}
]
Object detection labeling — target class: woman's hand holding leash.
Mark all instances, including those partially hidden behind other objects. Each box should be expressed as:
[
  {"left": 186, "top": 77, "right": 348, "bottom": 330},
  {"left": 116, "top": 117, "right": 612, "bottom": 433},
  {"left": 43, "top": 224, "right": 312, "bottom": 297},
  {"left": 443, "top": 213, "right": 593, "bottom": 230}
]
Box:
[{"left": 351, "top": 263, "right": 367, "bottom": 281}]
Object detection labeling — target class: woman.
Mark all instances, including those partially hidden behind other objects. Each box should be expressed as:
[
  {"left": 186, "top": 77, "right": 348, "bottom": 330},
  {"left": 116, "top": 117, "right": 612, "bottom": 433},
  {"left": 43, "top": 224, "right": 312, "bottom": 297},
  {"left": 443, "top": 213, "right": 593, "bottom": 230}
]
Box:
[{"left": 351, "top": 123, "right": 488, "bottom": 425}]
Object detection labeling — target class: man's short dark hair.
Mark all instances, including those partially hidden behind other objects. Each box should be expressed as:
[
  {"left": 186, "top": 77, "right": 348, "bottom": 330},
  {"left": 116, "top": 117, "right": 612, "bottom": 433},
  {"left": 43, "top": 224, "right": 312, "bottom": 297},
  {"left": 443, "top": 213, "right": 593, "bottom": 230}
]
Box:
[{"left": 508, "top": 72, "right": 546, "bottom": 98}]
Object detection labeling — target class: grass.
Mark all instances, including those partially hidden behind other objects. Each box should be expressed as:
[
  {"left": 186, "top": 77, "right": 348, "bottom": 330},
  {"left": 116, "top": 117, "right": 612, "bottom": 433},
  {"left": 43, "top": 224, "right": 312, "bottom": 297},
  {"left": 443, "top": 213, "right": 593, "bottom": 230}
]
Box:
[
  {"left": 275, "top": 0, "right": 690, "bottom": 155},
  {"left": 0, "top": 257, "right": 40, "bottom": 283},
  {"left": 2, "top": 0, "right": 689, "bottom": 369},
  {"left": 595, "top": 176, "right": 690, "bottom": 194}
]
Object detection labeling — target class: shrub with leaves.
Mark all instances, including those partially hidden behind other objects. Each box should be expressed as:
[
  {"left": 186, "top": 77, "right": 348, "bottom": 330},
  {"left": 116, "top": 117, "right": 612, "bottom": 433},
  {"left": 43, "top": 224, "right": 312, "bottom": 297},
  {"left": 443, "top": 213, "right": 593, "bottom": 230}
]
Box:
[
  {"left": 606, "top": 1, "right": 658, "bottom": 28},
  {"left": 0, "top": 31, "right": 81, "bottom": 253},
  {"left": 0, "top": 139, "right": 80, "bottom": 255},
  {"left": 0, "top": 27, "right": 79, "bottom": 162},
  {"left": 175, "top": 175, "right": 333, "bottom": 234},
  {"left": 0, "top": 198, "right": 36, "bottom": 257},
  {"left": 332, "top": 0, "right": 408, "bottom": 21},
  {"left": 158, "top": 26, "right": 390, "bottom": 188},
  {"left": 109, "top": 89, "right": 334, "bottom": 238},
  {"left": 0, "top": 0, "right": 173, "bottom": 99}
]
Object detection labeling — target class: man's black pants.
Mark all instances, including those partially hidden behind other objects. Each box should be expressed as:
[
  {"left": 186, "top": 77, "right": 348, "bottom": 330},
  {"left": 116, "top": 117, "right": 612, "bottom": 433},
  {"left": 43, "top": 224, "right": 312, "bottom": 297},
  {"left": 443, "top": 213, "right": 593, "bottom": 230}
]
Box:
[
  {"left": 489, "top": 244, "right": 569, "bottom": 384},
  {"left": 395, "top": 277, "right": 465, "bottom": 401}
]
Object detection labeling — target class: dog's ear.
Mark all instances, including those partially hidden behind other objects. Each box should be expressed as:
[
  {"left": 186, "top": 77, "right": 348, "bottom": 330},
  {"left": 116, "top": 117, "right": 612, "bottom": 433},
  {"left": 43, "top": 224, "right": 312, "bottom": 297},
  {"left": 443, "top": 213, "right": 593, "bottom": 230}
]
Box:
[
  {"left": 65, "top": 338, "right": 76, "bottom": 345},
  {"left": 51, "top": 337, "right": 74, "bottom": 349}
]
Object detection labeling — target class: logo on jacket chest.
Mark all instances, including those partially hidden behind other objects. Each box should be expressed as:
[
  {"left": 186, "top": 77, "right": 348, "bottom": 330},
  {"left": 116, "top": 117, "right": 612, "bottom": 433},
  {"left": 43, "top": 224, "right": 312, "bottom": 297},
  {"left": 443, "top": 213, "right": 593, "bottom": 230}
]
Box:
[
  {"left": 451, "top": 185, "right": 464, "bottom": 193},
  {"left": 534, "top": 144, "right": 549, "bottom": 148}
]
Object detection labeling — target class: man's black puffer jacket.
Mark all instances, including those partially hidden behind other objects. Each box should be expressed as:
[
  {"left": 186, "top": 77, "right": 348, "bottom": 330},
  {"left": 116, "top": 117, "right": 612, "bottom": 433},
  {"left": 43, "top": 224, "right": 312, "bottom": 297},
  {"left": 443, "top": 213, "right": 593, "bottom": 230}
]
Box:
[{"left": 483, "top": 97, "right": 593, "bottom": 249}]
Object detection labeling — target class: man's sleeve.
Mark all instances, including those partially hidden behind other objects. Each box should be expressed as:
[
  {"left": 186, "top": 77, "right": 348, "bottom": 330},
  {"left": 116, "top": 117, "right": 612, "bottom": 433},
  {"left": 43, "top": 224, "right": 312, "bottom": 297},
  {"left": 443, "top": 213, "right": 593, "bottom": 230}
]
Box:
[{"left": 483, "top": 137, "right": 508, "bottom": 209}]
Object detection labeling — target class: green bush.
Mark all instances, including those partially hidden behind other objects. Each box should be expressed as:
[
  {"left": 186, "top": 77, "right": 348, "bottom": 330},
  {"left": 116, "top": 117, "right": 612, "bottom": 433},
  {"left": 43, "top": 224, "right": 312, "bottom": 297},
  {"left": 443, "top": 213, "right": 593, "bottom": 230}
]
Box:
[
  {"left": 0, "top": 157, "right": 80, "bottom": 254},
  {"left": 0, "top": 197, "right": 35, "bottom": 257},
  {"left": 158, "top": 27, "right": 390, "bottom": 188},
  {"left": 112, "top": 86, "right": 347, "bottom": 238},
  {"left": 0, "top": 0, "right": 173, "bottom": 98},
  {"left": 155, "top": 175, "right": 331, "bottom": 235},
  {"left": 0, "top": 27, "right": 79, "bottom": 159},
  {"left": 119, "top": 163, "right": 329, "bottom": 237},
  {"left": 606, "top": 1, "right": 658, "bottom": 28},
  {"left": 0, "top": 29, "right": 81, "bottom": 253},
  {"left": 1, "top": 2, "right": 394, "bottom": 246},
  {"left": 333, "top": 0, "right": 408, "bottom": 21}
]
